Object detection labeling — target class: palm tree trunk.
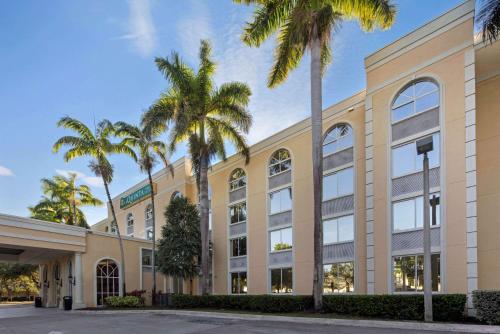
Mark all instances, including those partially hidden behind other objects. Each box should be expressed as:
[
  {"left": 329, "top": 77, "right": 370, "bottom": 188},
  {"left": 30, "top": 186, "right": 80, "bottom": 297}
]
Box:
[
  {"left": 199, "top": 152, "right": 210, "bottom": 295},
  {"left": 311, "top": 26, "right": 324, "bottom": 311},
  {"left": 101, "top": 174, "right": 127, "bottom": 297},
  {"left": 147, "top": 170, "right": 157, "bottom": 304},
  {"left": 72, "top": 198, "right": 77, "bottom": 227}
]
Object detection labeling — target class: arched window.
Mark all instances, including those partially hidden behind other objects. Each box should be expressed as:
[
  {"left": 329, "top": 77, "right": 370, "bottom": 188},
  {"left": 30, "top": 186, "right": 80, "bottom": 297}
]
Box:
[
  {"left": 323, "top": 124, "right": 353, "bottom": 156},
  {"left": 96, "top": 259, "right": 119, "bottom": 306},
  {"left": 269, "top": 149, "right": 291, "bottom": 176},
  {"left": 126, "top": 214, "right": 134, "bottom": 236},
  {"left": 229, "top": 168, "right": 246, "bottom": 191},
  {"left": 391, "top": 80, "right": 439, "bottom": 123}
]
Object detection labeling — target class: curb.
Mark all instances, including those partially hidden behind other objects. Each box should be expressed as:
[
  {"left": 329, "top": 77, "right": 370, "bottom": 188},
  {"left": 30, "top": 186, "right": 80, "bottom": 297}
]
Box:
[{"left": 74, "top": 309, "right": 500, "bottom": 333}]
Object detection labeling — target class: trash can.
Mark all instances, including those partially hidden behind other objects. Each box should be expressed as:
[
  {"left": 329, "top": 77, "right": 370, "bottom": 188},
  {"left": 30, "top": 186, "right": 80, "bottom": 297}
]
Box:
[
  {"left": 34, "top": 297, "right": 42, "bottom": 308},
  {"left": 63, "top": 296, "right": 72, "bottom": 311}
]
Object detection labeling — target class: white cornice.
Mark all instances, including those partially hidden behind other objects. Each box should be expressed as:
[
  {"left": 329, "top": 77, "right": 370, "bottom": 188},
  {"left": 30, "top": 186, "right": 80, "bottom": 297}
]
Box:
[
  {"left": 88, "top": 230, "right": 153, "bottom": 244},
  {"left": 365, "top": 0, "right": 475, "bottom": 72}
]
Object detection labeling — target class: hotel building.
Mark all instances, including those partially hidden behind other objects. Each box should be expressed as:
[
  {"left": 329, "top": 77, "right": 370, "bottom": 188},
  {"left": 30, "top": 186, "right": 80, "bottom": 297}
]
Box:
[{"left": 1, "top": 0, "right": 500, "bottom": 310}]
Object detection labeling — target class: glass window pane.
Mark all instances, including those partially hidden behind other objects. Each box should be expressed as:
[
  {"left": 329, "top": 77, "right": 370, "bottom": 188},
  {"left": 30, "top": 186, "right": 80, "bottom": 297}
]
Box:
[
  {"left": 393, "top": 199, "right": 416, "bottom": 231},
  {"left": 280, "top": 188, "right": 292, "bottom": 212},
  {"left": 337, "top": 134, "right": 353, "bottom": 152},
  {"left": 240, "top": 272, "right": 248, "bottom": 294},
  {"left": 282, "top": 268, "right": 293, "bottom": 293},
  {"left": 338, "top": 262, "right": 354, "bottom": 292},
  {"left": 338, "top": 168, "right": 354, "bottom": 196},
  {"left": 323, "top": 219, "right": 338, "bottom": 244},
  {"left": 428, "top": 133, "right": 440, "bottom": 168},
  {"left": 392, "top": 102, "right": 414, "bottom": 122},
  {"left": 231, "top": 273, "right": 238, "bottom": 294},
  {"left": 271, "top": 269, "right": 281, "bottom": 293},
  {"left": 323, "top": 265, "right": 334, "bottom": 293},
  {"left": 431, "top": 254, "right": 441, "bottom": 292},
  {"left": 231, "top": 239, "right": 238, "bottom": 257},
  {"left": 338, "top": 215, "right": 354, "bottom": 242},
  {"left": 239, "top": 237, "right": 247, "bottom": 256},
  {"left": 270, "top": 192, "right": 280, "bottom": 214},
  {"left": 281, "top": 227, "right": 293, "bottom": 249},
  {"left": 415, "top": 197, "right": 423, "bottom": 229},
  {"left": 394, "top": 256, "right": 416, "bottom": 292},
  {"left": 393, "top": 143, "right": 416, "bottom": 177},
  {"left": 270, "top": 230, "right": 281, "bottom": 251},
  {"left": 415, "top": 81, "right": 437, "bottom": 97},
  {"left": 416, "top": 255, "right": 424, "bottom": 292},
  {"left": 415, "top": 90, "right": 439, "bottom": 112},
  {"left": 323, "top": 142, "right": 336, "bottom": 156},
  {"left": 323, "top": 174, "right": 338, "bottom": 200}
]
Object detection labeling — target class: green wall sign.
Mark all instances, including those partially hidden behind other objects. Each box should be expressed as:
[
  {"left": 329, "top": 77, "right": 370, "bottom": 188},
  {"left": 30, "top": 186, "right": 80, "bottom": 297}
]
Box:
[{"left": 120, "top": 184, "right": 154, "bottom": 209}]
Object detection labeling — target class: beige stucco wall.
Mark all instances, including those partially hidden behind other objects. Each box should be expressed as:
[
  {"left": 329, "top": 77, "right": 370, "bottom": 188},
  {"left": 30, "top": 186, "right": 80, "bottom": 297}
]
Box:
[
  {"left": 476, "top": 74, "right": 500, "bottom": 289},
  {"left": 366, "top": 18, "right": 472, "bottom": 293}
]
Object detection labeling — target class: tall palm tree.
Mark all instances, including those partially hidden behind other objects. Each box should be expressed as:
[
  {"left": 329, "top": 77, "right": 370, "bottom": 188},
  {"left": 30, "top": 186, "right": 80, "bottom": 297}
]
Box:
[
  {"left": 234, "top": 0, "right": 395, "bottom": 310},
  {"left": 142, "top": 39, "right": 252, "bottom": 295},
  {"left": 40, "top": 173, "right": 103, "bottom": 227},
  {"left": 53, "top": 117, "right": 136, "bottom": 296},
  {"left": 114, "top": 121, "right": 173, "bottom": 303},
  {"left": 477, "top": 0, "right": 500, "bottom": 43}
]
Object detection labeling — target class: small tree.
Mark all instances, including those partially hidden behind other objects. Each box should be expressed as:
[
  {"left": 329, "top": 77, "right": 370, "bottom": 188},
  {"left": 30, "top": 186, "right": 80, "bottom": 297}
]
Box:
[{"left": 157, "top": 196, "right": 201, "bottom": 293}]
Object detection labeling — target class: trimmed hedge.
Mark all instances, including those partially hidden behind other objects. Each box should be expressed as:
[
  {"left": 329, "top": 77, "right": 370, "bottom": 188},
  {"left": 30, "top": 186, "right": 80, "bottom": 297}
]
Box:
[
  {"left": 171, "top": 294, "right": 313, "bottom": 313},
  {"left": 105, "top": 295, "right": 141, "bottom": 308},
  {"left": 170, "top": 294, "right": 466, "bottom": 321},
  {"left": 323, "top": 294, "right": 466, "bottom": 321},
  {"left": 473, "top": 290, "right": 500, "bottom": 325}
]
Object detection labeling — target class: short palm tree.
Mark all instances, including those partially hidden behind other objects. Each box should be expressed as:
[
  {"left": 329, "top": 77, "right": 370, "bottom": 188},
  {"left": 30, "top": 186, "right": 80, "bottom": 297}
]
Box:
[
  {"left": 29, "top": 196, "right": 72, "bottom": 224},
  {"left": 53, "top": 117, "right": 136, "bottom": 296},
  {"left": 142, "top": 39, "right": 252, "bottom": 294},
  {"left": 477, "top": 0, "right": 500, "bottom": 43},
  {"left": 234, "top": 0, "right": 395, "bottom": 310},
  {"left": 114, "top": 121, "right": 173, "bottom": 303},
  {"left": 40, "top": 173, "right": 103, "bottom": 228}
]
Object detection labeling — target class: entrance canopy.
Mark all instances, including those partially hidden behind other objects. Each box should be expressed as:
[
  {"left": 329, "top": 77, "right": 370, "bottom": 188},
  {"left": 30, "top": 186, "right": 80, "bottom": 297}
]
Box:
[{"left": 0, "top": 213, "right": 86, "bottom": 264}]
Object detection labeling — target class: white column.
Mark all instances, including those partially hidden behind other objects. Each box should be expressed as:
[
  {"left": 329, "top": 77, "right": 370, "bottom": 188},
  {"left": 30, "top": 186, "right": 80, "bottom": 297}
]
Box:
[
  {"left": 73, "top": 252, "right": 86, "bottom": 309},
  {"left": 365, "top": 95, "right": 375, "bottom": 294},
  {"left": 464, "top": 48, "right": 478, "bottom": 316}
]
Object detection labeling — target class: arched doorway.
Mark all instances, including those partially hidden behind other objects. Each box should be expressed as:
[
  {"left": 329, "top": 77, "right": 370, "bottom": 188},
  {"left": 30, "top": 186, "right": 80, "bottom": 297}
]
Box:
[{"left": 96, "top": 259, "right": 119, "bottom": 306}]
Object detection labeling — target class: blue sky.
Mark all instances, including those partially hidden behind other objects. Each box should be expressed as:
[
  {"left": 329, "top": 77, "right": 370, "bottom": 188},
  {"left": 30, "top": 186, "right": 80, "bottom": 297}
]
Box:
[{"left": 0, "top": 0, "right": 465, "bottom": 224}]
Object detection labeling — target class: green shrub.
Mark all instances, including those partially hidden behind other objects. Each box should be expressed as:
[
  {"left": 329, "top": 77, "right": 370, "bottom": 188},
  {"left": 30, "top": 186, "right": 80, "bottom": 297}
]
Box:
[
  {"left": 105, "top": 295, "right": 141, "bottom": 308},
  {"left": 170, "top": 294, "right": 465, "bottom": 321},
  {"left": 323, "top": 294, "right": 466, "bottom": 322},
  {"left": 473, "top": 290, "right": 500, "bottom": 324},
  {"left": 170, "top": 294, "right": 313, "bottom": 313}
]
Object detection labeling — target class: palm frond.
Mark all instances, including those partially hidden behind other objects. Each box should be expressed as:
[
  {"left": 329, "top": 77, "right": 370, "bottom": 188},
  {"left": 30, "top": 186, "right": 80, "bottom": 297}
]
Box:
[{"left": 477, "top": 0, "right": 500, "bottom": 43}]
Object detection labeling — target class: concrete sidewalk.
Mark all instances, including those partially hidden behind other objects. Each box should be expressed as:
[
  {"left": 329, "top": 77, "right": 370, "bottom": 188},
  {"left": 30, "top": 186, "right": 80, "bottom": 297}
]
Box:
[{"left": 76, "top": 309, "right": 500, "bottom": 333}]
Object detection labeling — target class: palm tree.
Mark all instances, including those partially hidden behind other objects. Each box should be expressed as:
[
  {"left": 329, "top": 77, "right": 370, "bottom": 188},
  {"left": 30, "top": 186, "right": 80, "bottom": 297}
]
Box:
[
  {"left": 142, "top": 39, "right": 252, "bottom": 294},
  {"left": 53, "top": 117, "right": 136, "bottom": 296},
  {"left": 234, "top": 0, "right": 395, "bottom": 310},
  {"left": 40, "top": 173, "right": 103, "bottom": 227},
  {"left": 114, "top": 121, "right": 173, "bottom": 303},
  {"left": 29, "top": 197, "right": 71, "bottom": 224},
  {"left": 477, "top": 0, "right": 500, "bottom": 44}
]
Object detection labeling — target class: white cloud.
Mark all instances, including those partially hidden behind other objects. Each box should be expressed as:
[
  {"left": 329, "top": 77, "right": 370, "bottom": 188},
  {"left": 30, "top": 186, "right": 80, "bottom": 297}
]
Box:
[
  {"left": 0, "top": 165, "right": 14, "bottom": 176},
  {"left": 118, "top": 0, "right": 156, "bottom": 56},
  {"left": 176, "top": 2, "right": 310, "bottom": 145},
  {"left": 56, "top": 169, "right": 104, "bottom": 188}
]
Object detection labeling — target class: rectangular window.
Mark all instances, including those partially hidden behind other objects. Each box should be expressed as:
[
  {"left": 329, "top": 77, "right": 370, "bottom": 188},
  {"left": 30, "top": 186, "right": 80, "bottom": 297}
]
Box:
[
  {"left": 392, "top": 133, "right": 440, "bottom": 177},
  {"left": 271, "top": 267, "right": 293, "bottom": 293},
  {"left": 230, "top": 237, "right": 247, "bottom": 257},
  {"left": 323, "top": 167, "right": 354, "bottom": 201},
  {"left": 231, "top": 272, "right": 247, "bottom": 294},
  {"left": 270, "top": 227, "right": 292, "bottom": 252},
  {"left": 269, "top": 188, "right": 292, "bottom": 214},
  {"left": 146, "top": 228, "right": 153, "bottom": 240},
  {"left": 323, "top": 215, "right": 354, "bottom": 244},
  {"left": 393, "top": 254, "right": 440, "bottom": 292},
  {"left": 229, "top": 202, "right": 247, "bottom": 224},
  {"left": 393, "top": 194, "right": 440, "bottom": 232},
  {"left": 323, "top": 262, "right": 354, "bottom": 293},
  {"left": 142, "top": 249, "right": 152, "bottom": 266}
]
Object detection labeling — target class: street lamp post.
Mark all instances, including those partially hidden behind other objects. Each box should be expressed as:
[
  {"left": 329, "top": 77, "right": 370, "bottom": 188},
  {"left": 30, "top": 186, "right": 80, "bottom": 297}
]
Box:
[{"left": 416, "top": 136, "right": 434, "bottom": 322}]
